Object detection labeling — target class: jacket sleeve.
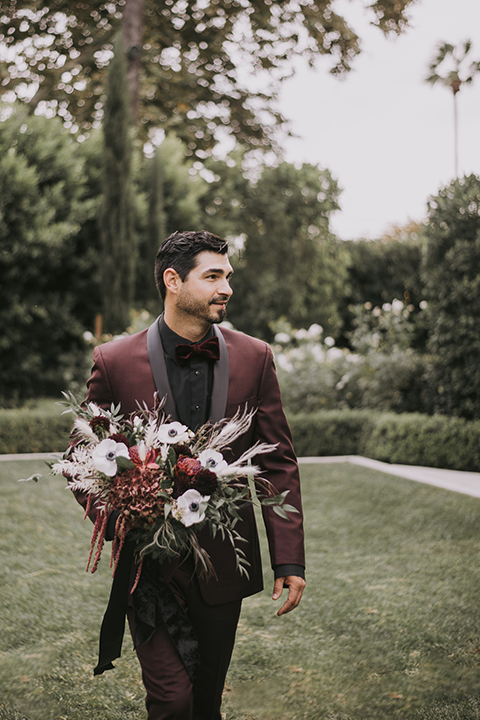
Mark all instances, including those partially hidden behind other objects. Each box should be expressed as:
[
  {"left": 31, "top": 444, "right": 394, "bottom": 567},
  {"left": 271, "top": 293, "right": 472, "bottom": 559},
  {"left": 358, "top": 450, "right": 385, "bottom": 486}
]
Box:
[{"left": 254, "top": 345, "right": 305, "bottom": 571}]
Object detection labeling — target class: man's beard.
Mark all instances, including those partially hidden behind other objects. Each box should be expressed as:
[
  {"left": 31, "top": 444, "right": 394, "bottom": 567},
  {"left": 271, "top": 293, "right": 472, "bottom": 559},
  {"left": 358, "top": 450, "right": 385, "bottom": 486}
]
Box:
[{"left": 176, "top": 291, "right": 228, "bottom": 325}]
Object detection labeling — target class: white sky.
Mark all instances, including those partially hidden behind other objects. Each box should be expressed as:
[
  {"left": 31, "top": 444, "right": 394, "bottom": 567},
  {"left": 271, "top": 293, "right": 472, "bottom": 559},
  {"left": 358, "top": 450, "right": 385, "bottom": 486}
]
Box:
[{"left": 278, "top": 0, "right": 480, "bottom": 239}]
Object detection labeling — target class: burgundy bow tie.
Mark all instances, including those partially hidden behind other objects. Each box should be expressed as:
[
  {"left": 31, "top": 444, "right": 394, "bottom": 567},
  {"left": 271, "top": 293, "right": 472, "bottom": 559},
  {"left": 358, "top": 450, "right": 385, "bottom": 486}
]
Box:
[{"left": 175, "top": 337, "right": 220, "bottom": 366}]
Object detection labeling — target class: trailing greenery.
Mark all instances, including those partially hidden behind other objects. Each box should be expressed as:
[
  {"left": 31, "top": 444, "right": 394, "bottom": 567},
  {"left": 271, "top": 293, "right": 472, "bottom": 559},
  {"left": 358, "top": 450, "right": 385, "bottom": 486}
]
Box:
[
  {"left": 0, "top": 400, "right": 72, "bottom": 454},
  {"left": 2, "top": 459, "right": 480, "bottom": 719}
]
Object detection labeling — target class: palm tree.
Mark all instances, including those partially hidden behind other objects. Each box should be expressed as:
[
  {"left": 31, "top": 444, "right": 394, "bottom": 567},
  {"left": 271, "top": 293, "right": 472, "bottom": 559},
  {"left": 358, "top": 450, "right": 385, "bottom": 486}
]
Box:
[{"left": 425, "top": 41, "right": 480, "bottom": 177}]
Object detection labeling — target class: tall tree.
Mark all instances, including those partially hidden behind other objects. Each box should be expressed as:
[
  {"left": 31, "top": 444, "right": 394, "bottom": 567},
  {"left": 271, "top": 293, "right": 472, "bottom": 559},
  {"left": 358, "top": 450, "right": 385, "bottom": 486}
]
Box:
[
  {"left": 0, "top": 109, "right": 89, "bottom": 405},
  {"left": 426, "top": 41, "right": 480, "bottom": 177},
  {"left": 135, "top": 134, "right": 207, "bottom": 307},
  {"left": 136, "top": 147, "right": 167, "bottom": 309},
  {"left": 1, "top": 0, "right": 416, "bottom": 156},
  {"left": 201, "top": 157, "right": 347, "bottom": 340},
  {"left": 422, "top": 174, "right": 480, "bottom": 419},
  {"left": 99, "top": 33, "right": 136, "bottom": 334}
]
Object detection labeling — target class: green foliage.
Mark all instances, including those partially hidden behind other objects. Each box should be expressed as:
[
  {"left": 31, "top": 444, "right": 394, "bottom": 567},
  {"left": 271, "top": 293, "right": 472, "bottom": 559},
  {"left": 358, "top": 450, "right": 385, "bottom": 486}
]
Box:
[
  {"left": 0, "top": 400, "right": 72, "bottom": 453},
  {"left": 362, "top": 412, "right": 480, "bottom": 471},
  {"left": 0, "top": 1, "right": 416, "bottom": 154},
  {"left": 287, "top": 408, "right": 480, "bottom": 471},
  {"left": 288, "top": 409, "right": 376, "bottom": 457},
  {"left": 275, "top": 302, "right": 430, "bottom": 416},
  {"left": 0, "top": 108, "right": 91, "bottom": 406},
  {"left": 156, "top": 135, "right": 206, "bottom": 235},
  {"left": 135, "top": 146, "right": 167, "bottom": 309},
  {"left": 202, "top": 158, "right": 348, "bottom": 341},
  {"left": 100, "top": 34, "right": 137, "bottom": 334},
  {"left": 340, "top": 225, "right": 426, "bottom": 348},
  {"left": 135, "top": 135, "right": 207, "bottom": 308},
  {"left": 422, "top": 174, "right": 480, "bottom": 419}
]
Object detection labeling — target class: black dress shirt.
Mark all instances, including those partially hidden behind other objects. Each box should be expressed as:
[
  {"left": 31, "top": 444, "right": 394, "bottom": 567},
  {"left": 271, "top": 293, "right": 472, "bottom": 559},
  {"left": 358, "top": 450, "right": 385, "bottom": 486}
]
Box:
[{"left": 159, "top": 317, "right": 215, "bottom": 430}]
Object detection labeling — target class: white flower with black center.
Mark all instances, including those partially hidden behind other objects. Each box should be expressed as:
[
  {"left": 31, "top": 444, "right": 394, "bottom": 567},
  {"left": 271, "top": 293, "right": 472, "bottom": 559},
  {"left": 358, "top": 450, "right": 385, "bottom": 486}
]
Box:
[
  {"left": 92, "top": 439, "right": 130, "bottom": 477},
  {"left": 197, "top": 449, "right": 228, "bottom": 476},
  {"left": 172, "top": 489, "right": 210, "bottom": 527},
  {"left": 155, "top": 422, "right": 191, "bottom": 445}
]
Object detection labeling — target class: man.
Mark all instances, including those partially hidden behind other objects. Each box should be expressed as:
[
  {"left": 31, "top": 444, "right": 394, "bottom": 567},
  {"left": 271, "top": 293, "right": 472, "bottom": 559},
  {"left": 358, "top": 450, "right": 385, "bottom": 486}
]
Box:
[{"left": 80, "top": 230, "right": 305, "bottom": 719}]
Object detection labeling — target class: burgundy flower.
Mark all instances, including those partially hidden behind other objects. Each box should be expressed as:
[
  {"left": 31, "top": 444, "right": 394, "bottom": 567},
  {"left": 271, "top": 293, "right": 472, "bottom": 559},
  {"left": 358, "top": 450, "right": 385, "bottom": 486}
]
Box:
[
  {"left": 110, "top": 432, "right": 131, "bottom": 447},
  {"left": 175, "top": 456, "right": 202, "bottom": 477},
  {"left": 90, "top": 416, "right": 110, "bottom": 432},
  {"left": 191, "top": 468, "right": 218, "bottom": 496},
  {"left": 172, "top": 456, "right": 202, "bottom": 498},
  {"left": 172, "top": 443, "right": 193, "bottom": 458}
]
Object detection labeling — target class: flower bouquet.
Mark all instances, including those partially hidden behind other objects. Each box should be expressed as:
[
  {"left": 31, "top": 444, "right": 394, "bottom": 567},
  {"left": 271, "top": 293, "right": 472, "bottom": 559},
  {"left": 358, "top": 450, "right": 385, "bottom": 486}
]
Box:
[{"left": 31, "top": 392, "right": 297, "bottom": 584}]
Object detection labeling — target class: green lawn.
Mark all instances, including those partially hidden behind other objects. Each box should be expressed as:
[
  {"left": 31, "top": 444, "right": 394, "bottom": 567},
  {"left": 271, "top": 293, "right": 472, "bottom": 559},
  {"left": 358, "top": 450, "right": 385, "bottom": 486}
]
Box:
[{"left": 1, "top": 459, "right": 480, "bottom": 719}]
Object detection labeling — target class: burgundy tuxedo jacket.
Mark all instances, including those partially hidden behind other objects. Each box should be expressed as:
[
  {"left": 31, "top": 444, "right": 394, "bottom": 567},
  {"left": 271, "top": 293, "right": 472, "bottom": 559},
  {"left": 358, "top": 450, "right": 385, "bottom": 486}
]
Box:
[{"left": 83, "top": 318, "right": 305, "bottom": 606}]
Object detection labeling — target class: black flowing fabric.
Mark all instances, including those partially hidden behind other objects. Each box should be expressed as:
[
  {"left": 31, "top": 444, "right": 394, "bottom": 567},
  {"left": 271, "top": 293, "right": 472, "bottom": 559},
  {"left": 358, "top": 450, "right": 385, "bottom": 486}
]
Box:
[
  {"left": 94, "top": 537, "right": 135, "bottom": 676},
  {"left": 132, "top": 556, "right": 199, "bottom": 682},
  {"left": 94, "top": 543, "right": 199, "bottom": 682}
]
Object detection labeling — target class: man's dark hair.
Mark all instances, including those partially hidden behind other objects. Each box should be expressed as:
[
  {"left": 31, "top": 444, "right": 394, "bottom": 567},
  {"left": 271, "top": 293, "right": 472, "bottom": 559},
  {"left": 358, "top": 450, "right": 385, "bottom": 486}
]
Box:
[{"left": 155, "top": 230, "right": 229, "bottom": 301}]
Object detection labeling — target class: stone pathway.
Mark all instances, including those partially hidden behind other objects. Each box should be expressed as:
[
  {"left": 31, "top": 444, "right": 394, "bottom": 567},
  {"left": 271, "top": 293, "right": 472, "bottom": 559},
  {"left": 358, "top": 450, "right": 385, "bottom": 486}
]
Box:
[{"left": 299, "top": 455, "right": 480, "bottom": 499}]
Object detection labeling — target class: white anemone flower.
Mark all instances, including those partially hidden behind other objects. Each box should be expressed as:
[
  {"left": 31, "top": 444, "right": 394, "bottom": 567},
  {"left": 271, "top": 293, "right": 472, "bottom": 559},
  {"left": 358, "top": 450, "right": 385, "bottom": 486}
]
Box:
[
  {"left": 172, "top": 489, "right": 210, "bottom": 527},
  {"left": 92, "top": 438, "right": 130, "bottom": 477},
  {"left": 197, "top": 449, "right": 228, "bottom": 476},
  {"left": 156, "top": 422, "right": 191, "bottom": 445}
]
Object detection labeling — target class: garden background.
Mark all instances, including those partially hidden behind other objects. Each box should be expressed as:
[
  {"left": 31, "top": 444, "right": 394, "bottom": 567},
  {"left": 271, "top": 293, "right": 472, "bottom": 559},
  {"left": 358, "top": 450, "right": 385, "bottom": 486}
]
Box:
[{"left": 1, "top": 1, "right": 480, "bottom": 718}]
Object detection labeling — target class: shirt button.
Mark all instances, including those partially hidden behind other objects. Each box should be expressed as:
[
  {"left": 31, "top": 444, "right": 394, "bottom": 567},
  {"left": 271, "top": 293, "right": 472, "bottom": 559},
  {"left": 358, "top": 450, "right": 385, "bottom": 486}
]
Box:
[
  {"left": 194, "top": 370, "right": 201, "bottom": 376},
  {"left": 194, "top": 405, "right": 200, "bottom": 411}
]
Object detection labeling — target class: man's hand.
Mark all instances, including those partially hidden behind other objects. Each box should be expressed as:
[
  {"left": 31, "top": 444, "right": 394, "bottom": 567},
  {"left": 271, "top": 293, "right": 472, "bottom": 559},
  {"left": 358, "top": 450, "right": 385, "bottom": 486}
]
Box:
[{"left": 272, "top": 575, "right": 306, "bottom": 616}]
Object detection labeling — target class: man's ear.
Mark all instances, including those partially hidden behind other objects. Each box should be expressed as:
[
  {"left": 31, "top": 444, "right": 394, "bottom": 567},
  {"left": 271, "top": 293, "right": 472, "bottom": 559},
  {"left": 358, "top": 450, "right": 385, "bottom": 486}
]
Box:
[{"left": 163, "top": 268, "right": 181, "bottom": 295}]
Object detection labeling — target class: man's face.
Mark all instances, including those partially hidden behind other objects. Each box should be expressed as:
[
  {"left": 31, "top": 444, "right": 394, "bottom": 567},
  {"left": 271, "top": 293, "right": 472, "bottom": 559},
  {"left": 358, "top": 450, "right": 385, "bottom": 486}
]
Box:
[{"left": 174, "top": 251, "right": 234, "bottom": 325}]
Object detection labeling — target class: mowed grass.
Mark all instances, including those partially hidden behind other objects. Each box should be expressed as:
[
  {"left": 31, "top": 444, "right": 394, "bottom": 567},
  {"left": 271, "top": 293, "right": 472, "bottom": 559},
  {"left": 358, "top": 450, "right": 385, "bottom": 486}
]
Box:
[{"left": 1, "top": 459, "right": 480, "bottom": 719}]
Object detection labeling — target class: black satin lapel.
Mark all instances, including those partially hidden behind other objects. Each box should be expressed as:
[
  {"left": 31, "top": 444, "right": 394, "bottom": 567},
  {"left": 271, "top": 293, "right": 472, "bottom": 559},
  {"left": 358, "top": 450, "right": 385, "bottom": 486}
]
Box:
[
  {"left": 210, "top": 325, "right": 229, "bottom": 422},
  {"left": 147, "top": 317, "right": 178, "bottom": 421}
]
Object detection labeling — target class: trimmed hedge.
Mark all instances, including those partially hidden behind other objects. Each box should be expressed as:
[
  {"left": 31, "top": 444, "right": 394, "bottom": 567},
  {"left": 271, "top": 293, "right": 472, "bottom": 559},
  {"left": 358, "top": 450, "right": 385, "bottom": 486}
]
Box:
[
  {"left": 2, "top": 403, "right": 480, "bottom": 473},
  {"left": 287, "top": 409, "right": 376, "bottom": 458},
  {"left": 0, "top": 400, "right": 72, "bottom": 454},
  {"left": 288, "top": 410, "right": 480, "bottom": 472}
]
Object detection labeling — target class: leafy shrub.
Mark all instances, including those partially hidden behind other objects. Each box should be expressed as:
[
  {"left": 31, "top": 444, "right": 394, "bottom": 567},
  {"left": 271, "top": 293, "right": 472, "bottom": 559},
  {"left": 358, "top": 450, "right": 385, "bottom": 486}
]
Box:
[
  {"left": 362, "top": 412, "right": 480, "bottom": 471},
  {"left": 287, "top": 409, "right": 480, "bottom": 471},
  {"left": 288, "top": 409, "right": 375, "bottom": 457},
  {"left": 0, "top": 400, "right": 72, "bottom": 454},
  {"left": 275, "top": 307, "right": 431, "bottom": 416}
]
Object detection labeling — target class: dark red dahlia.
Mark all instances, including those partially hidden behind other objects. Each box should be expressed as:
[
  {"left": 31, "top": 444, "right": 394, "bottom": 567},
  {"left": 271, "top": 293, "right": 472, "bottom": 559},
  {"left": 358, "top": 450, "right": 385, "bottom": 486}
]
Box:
[
  {"left": 172, "top": 456, "right": 202, "bottom": 498},
  {"left": 191, "top": 468, "right": 218, "bottom": 496},
  {"left": 172, "top": 443, "right": 193, "bottom": 458},
  {"left": 90, "top": 416, "right": 110, "bottom": 432},
  {"left": 109, "top": 432, "right": 131, "bottom": 446}
]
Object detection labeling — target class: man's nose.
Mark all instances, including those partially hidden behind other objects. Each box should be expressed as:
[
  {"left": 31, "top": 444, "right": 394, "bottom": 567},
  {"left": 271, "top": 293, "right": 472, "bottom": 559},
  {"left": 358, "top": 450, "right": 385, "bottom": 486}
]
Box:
[{"left": 219, "top": 277, "right": 233, "bottom": 297}]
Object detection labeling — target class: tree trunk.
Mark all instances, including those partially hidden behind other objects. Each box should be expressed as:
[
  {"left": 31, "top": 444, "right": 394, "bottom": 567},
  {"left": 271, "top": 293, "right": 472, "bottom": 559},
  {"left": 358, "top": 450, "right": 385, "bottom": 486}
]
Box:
[{"left": 123, "top": 0, "right": 145, "bottom": 125}]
